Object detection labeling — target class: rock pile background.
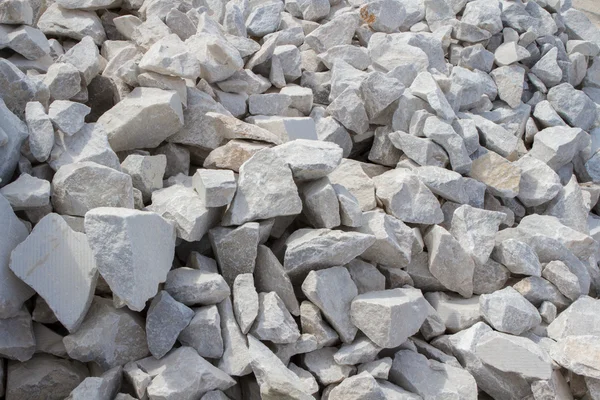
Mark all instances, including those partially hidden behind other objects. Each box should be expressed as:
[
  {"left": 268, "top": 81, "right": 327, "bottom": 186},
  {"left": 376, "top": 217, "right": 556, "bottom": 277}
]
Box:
[{"left": 1, "top": 0, "right": 600, "bottom": 398}]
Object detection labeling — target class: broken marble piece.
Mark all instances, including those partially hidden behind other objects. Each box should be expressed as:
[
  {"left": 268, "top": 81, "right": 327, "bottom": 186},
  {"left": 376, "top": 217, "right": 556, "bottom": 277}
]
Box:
[
  {"left": 468, "top": 150, "right": 521, "bottom": 198},
  {"left": 9, "top": 213, "right": 97, "bottom": 332},
  {"left": 528, "top": 126, "right": 590, "bottom": 171},
  {"left": 232, "top": 274, "right": 259, "bottom": 334},
  {"left": 0, "top": 173, "right": 50, "bottom": 210},
  {"left": 547, "top": 296, "right": 600, "bottom": 340},
  {"left": 491, "top": 238, "right": 542, "bottom": 276},
  {"left": 37, "top": 4, "right": 106, "bottom": 45},
  {"left": 272, "top": 139, "right": 343, "bottom": 181},
  {"left": 415, "top": 166, "right": 486, "bottom": 208},
  {"left": 513, "top": 155, "right": 562, "bottom": 207},
  {"left": 139, "top": 34, "right": 201, "bottom": 79},
  {"left": 303, "top": 346, "right": 355, "bottom": 386},
  {"left": 164, "top": 268, "right": 230, "bottom": 307},
  {"left": 450, "top": 205, "right": 505, "bottom": 265},
  {"left": 423, "top": 116, "right": 471, "bottom": 174},
  {"left": 547, "top": 83, "right": 597, "bottom": 131},
  {"left": 84, "top": 207, "right": 175, "bottom": 312},
  {"left": 346, "top": 259, "right": 386, "bottom": 295},
  {"left": 65, "top": 366, "right": 122, "bottom": 400},
  {"left": 333, "top": 336, "right": 382, "bottom": 366},
  {"left": 146, "top": 290, "right": 194, "bottom": 359},
  {"left": 351, "top": 288, "right": 429, "bottom": 348},
  {"left": 425, "top": 291, "right": 482, "bottom": 333},
  {"left": 551, "top": 335, "right": 600, "bottom": 379},
  {"left": 254, "top": 245, "right": 300, "bottom": 316},
  {"left": 25, "top": 101, "right": 54, "bottom": 162},
  {"left": 209, "top": 222, "right": 259, "bottom": 286},
  {"left": 250, "top": 292, "right": 300, "bottom": 344},
  {"left": 193, "top": 169, "right": 236, "bottom": 208},
  {"left": 329, "top": 371, "right": 386, "bottom": 400},
  {"left": 43, "top": 63, "right": 80, "bottom": 101},
  {"left": 0, "top": 307, "right": 36, "bottom": 361},
  {"left": 121, "top": 154, "right": 166, "bottom": 203},
  {"left": 178, "top": 305, "right": 223, "bottom": 359},
  {"left": 48, "top": 100, "right": 90, "bottom": 136},
  {"left": 479, "top": 287, "right": 542, "bottom": 335},
  {"left": 217, "top": 297, "right": 252, "bottom": 376},
  {"left": 542, "top": 260, "right": 582, "bottom": 301}
]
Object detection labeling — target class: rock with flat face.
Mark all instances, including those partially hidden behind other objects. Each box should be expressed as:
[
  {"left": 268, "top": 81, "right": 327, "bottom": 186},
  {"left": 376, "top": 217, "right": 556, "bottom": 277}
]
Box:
[
  {"left": 450, "top": 205, "right": 505, "bottom": 265},
  {"left": 52, "top": 162, "right": 134, "bottom": 216},
  {"left": 255, "top": 245, "right": 299, "bottom": 316},
  {"left": 272, "top": 140, "right": 343, "bottom": 181},
  {"left": 65, "top": 366, "right": 122, "bottom": 400},
  {"left": 192, "top": 169, "right": 236, "bottom": 208},
  {"left": 547, "top": 296, "right": 600, "bottom": 340},
  {"left": 63, "top": 297, "right": 149, "bottom": 369},
  {"left": 333, "top": 336, "right": 382, "bottom": 366},
  {"left": 300, "top": 301, "right": 339, "bottom": 348},
  {"left": 0, "top": 97, "right": 29, "bottom": 185},
  {"left": 479, "top": 287, "right": 541, "bottom": 335},
  {"left": 164, "top": 268, "right": 230, "bottom": 306},
  {"left": 425, "top": 292, "right": 481, "bottom": 333},
  {"left": 491, "top": 239, "right": 542, "bottom": 276},
  {"left": 10, "top": 213, "right": 97, "bottom": 332},
  {"left": 303, "top": 347, "right": 355, "bottom": 386},
  {"left": 139, "top": 34, "right": 201, "bottom": 79},
  {"left": 513, "top": 155, "right": 562, "bottom": 207},
  {"left": 529, "top": 126, "right": 589, "bottom": 171},
  {"left": 468, "top": 150, "right": 521, "bottom": 198},
  {"left": 547, "top": 83, "right": 596, "bottom": 131},
  {"left": 178, "top": 305, "right": 223, "bottom": 359},
  {"left": 146, "top": 291, "right": 194, "bottom": 359},
  {"left": 250, "top": 292, "right": 300, "bottom": 344},
  {"left": 0, "top": 173, "right": 50, "bottom": 210},
  {"left": 25, "top": 101, "right": 54, "bottom": 162},
  {"left": 185, "top": 33, "right": 243, "bottom": 83},
  {"left": 302, "top": 267, "right": 359, "bottom": 343},
  {"left": 329, "top": 371, "right": 386, "bottom": 400},
  {"left": 0, "top": 307, "right": 35, "bottom": 361},
  {"left": 85, "top": 208, "right": 175, "bottom": 312},
  {"left": 351, "top": 288, "right": 429, "bottom": 348},
  {"left": 97, "top": 87, "right": 183, "bottom": 152},
  {"left": 121, "top": 154, "right": 166, "bottom": 203},
  {"left": 551, "top": 335, "right": 600, "bottom": 379},
  {"left": 424, "top": 225, "right": 475, "bottom": 298},
  {"left": 37, "top": 4, "right": 106, "bottom": 45},
  {"left": 298, "top": 178, "right": 341, "bottom": 229},
  {"left": 209, "top": 222, "right": 259, "bottom": 286},
  {"left": 423, "top": 116, "right": 471, "bottom": 174},
  {"left": 48, "top": 100, "right": 90, "bottom": 136},
  {"left": 283, "top": 228, "right": 375, "bottom": 283},
  {"left": 6, "top": 354, "right": 88, "bottom": 400},
  {"left": 0, "top": 194, "right": 34, "bottom": 319},
  {"left": 390, "top": 350, "right": 477, "bottom": 400},
  {"left": 415, "top": 166, "right": 486, "bottom": 208},
  {"left": 542, "top": 260, "right": 581, "bottom": 301},
  {"left": 217, "top": 297, "right": 252, "bottom": 376},
  {"left": 224, "top": 149, "right": 302, "bottom": 225}
]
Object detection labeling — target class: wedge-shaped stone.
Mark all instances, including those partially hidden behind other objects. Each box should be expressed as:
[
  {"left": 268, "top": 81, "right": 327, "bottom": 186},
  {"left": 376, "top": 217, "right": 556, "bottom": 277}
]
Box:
[
  {"left": 328, "top": 159, "right": 377, "bottom": 211},
  {"left": 423, "top": 116, "right": 471, "bottom": 174},
  {"left": 476, "top": 331, "right": 553, "bottom": 381},
  {"left": 329, "top": 371, "right": 386, "bottom": 400},
  {"left": 25, "top": 101, "right": 54, "bottom": 162},
  {"left": 450, "top": 205, "right": 505, "bottom": 265},
  {"left": 479, "top": 287, "right": 541, "bottom": 335},
  {"left": 192, "top": 169, "right": 236, "bottom": 208},
  {"left": 146, "top": 291, "right": 194, "bottom": 359},
  {"left": 333, "top": 336, "right": 382, "bottom": 366},
  {"left": 425, "top": 292, "right": 481, "bottom": 333},
  {"left": 97, "top": 87, "right": 183, "bottom": 152},
  {"left": 415, "top": 166, "right": 486, "bottom": 207},
  {"left": 513, "top": 276, "right": 570, "bottom": 310},
  {"left": 232, "top": 274, "right": 258, "bottom": 334},
  {"left": 351, "top": 288, "right": 429, "bottom": 349},
  {"left": 185, "top": 33, "right": 243, "bottom": 83},
  {"left": 468, "top": 150, "right": 521, "bottom": 198},
  {"left": 178, "top": 305, "right": 223, "bottom": 359},
  {"left": 250, "top": 292, "right": 300, "bottom": 344},
  {"left": 84, "top": 208, "right": 175, "bottom": 312},
  {"left": 0, "top": 194, "right": 34, "bottom": 319},
  {"left": 255, "top": 245, "right": 299, "bottom": 316},
  {"left": 202, "top": 112, "right": 283, "bottom": 150},
  {"left": 305, "top": 13, "right": 360, "bottom": 53},
  {"left": 302, "top": 267, "right": 358, "bottom": 343},
  {"left": 217, "top": 297, "right": 252, "bottom": 376},
  {"left": 547, "top": 296, "right": 600, "bottom": 340},
  {"left": 390, "top": 350, "right": 477, "bottom": 400},
  {"left": 0, "top": 173, "right": 49, "bottom": 210},
  {"left": 373, "top": 169, "right": 443, "bottom": 225},
  {"left": 121, "top": 154, "right": 166, "bottom": 203},
  {"left": 65, "top": 366, "right": 121, "bottom": 400},
  {"left": 551, "top": 335, "right": 600, "bottom": 379},
  {"left": 303, "top": 347, "right": 355, "bottom": 386},
  {"left": 300, "top": 301, "right": 339, "bottom": 348},
  {"left": 64, "top": 297, "right": 149, "bottom": 369},
  {"left": 52, "top": 162, "right": 134, "bottom": 216},
  {"left": 513, "top": 155, "right": 562, "bottom": 207},
  {"left": 224, "top": 149, "right": 302, "bottom": 225},
  {"left": 529, "top": 126, "right": 590, "bottom": 171},
  {"left": 0, "top": 97, "right": 29, "bottom": 184},
  {"left": 547, "top": 83, "right": 597, "bottom": 131},
  {"left": 164, "top": 268, "right": 230, "bottom": 306},
  {"left": 299, "top": 178, "right": 340, "bottom": 229},
  {"left": 209, "top": 222, "right": 259, "bottom": 286},
  {"left": 37, "top": 4, "right": 106, "bottom": 45},
  {"left": 389, "top": 131, "right": 449, "bottom": 168},
  {"left": 491, "top": 239, "right": 542, "bottom": 276},
  {"left": 283, "top": 228, "right": 375, "bottom": 283},
  {"left": 542, "top": 260, "right": 581, "bottom": 301},
  {"left": 10, "top": 213, "right": 97, "bottom": 332},
  {"left": 425, "top": 225, "right": 475, "bottom": 298},
  {"left": 272, "top": 140, "right": 343, "bottom": 181},
  {"left": 0, "top": 307, "right": 35, "bottom": 361},
  {"left": 139, "top": 34, "right": 200, "bottom": 79}
]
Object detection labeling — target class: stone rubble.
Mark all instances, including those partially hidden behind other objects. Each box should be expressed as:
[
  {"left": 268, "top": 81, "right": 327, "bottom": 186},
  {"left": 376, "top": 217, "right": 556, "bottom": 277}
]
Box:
[{"left": 1, "top": 0, "right": 600, "bottom": 398}]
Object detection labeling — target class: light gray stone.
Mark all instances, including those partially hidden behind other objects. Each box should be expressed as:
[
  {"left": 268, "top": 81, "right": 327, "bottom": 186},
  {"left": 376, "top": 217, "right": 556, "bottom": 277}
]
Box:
[
  {"left": 547, "top": 296, "right": 600, "bottom": 340},
  {"left": 146, "top": 291, "right": 194, "bottom": 359},
  {"left": 425, "top": 292, "right": 482, "bottom": 333},
  {"left": 492, "top": 239, "right": 542, "bottom": 276},
  {"left": 305, "top": 13, "right": 360, "bottom": 53},
  {"left": 513, "top": 276, "right": 570, "bottom": 310},
  {"left": 514, "top": 155, "right": 562, "bottom": 207},
  {"left": 0, "top": 307, "right": 35, "bottom": 361},
  {"left": 299, "top": 178, "right": 340, "bottom": 229},
  {"left": 121, "top": 154, "right": 166, "bottom": 203},
  {"left": 450, "top": 205, "right": 505, "bottom": 264},
  {"left": 328, "top": 159, "right": 377, "bottom": 211},
  {"left": 333, "top": 336, "right": 382, "bottom": 366},
  {"left": 547, "top": 83, "right": 597, "bottom": 131},
  {"left": 542, "top": 260, "right": 581, "bottom": 301},
  {"left": 255, "top": 245, "right": 299, "bottom": 316},
  {"left": 25, "top": 101, "right": 53, "bottom": 162},
  {"left": 210, "top": 222, "right": 259, "bottom": 286},
  {"left": 479, "top": 287, "right": 541, "bottom": 335},
  {"left": 193, "top": 169, "right": 236, "bottom": 208},
  {"left": 178, "top": 305, "right": 223, "bottom": 359},
  {"left": 164, "top": 267, "right": 230, "bottom": 307},
  {"left": 300, "top": 301, "right": 339, "bottom": 349},
  {"left": 139, "top": 34, "right": 200, "bottom": 79},
  {"left": 232, "top": 274, "right": 258, "bottom": 335},
  {"left": 250, "top": 292, "right": 300, "bottom": 344},
  {"left": 472, "top": 258, "right": 510, "bottom": 295},
  {"left": 329, "top": 371, "right": 386, "bottom": 400},
  {"left": 48, "top": 100, "right": 90, "bottom": 136},
  {"left": 551, "top": 335, "right": 600, "bottom": 379},
  {"left": 415, "top": 166, "right": 485, "bottom": 207},
  {"left": 217, "top": 297, "right": 252, "bottom": 376},
  {"left": 327, "top": 87, "right": 369, "bottom": 135},
  {"left": 37, "top": 4, "right": 106, "bottom": 45},
  {"left": 490, "top": 65, "right": 525, "bottom": 108},
  {"left": 273, "top": 139, "right": 343, "bottom": 181},
  {"left": 0, "top": 173, "right": 50, "bottom": 210},
  {"left": 66, "top": 366, "right": 122, "bottom": 400},
  {"left": 389, "top": 130, "right": 449, "bottom": 168},
  {"left": 303, "top": 347, "right": 355, "bottom": 386},
  {"left": 346, "top": 259, "right": 385, "bottom": 295}
]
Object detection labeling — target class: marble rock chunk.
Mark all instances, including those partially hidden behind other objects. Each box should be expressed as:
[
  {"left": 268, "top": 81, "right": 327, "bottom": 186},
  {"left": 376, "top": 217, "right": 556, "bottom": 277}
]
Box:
[
  {"left": 254, "top": 245, "right": 299, "bottom": 316},
  {"left": 0, "top": 102, "right": 28, "bottom": 185},
  {"left": 479, "top": 287, "right": 541, "bottom": 335},
  {"left": 513, "top": 155, "right": 562, "bottom": 207},
  {"left": 164, "top": 268, "right": 230, "bottom": 307},
  {"left": 329, "top": 371, "right": 386, "bottom": 400},
  {"left": 390, "top": 350, "right": 477, "bottom": 400},
  {"left": 450, "top": 204, "right": 505, "bottom": 265},
  {"left": 490, "top": 65, "right": 525, "bottom": 108},
  {"left": 0, "top": 194, "right": 34, "bottom": 319},
  {"left": 148, "top": 184, "right": 222, "bottom": 242},
  {"left": 372, "top": 168, "right": 443, "bottom": 225},
  {"left": 48, "top": 100, "right": 90, "bottom": 136},
  {"left": 0, "top": 307, "right": 36, "bottom": 361},
  {"left": 0, "top": 60, "right": 48, "bottom": 121},
  {"left": 250, "top": 292, "right": 300, "bottom": 344},
  {"left": 328, "top": 159, "right": 376, "bottom": 211},
  {"left": 43, "top": 63, "right": 80, "bottom": 101},
  {"left": 209, "top": 222, "right": 259, "bottom": 286},
  {"left": 491, "top": 239, "right": 542, "bottom": 276},
  {"left": 513, "top": 276, "right": 570, "bottom": 310},
  {"left": 389, "top": 130, "right": 449, "bottom": 168},
  {"left": 542, "top": 260, "right": 582, "bottom": 301},
  {"left": 178, "top": 305, "right": 223, "bottom": 359},
  {"left": 333, "top": 183, "right": 363, "bottom": 228},
  {"left": 476, "top": 331, "right": 553, "bottom": 381},
  {"left": 302, "top": 267, "right": 359, "bottom": 344},
  {"left": 473, "top": 258, "right": 510, "bottom": 295},
  {"left": 288, "top": 363, "right": 319, "bottom": 395},
  {"left": 346, "top": 259, "right": 386, "bottom": 295},
  {"left": 146, "top": 291, "right": 194, "bottom": 359},
  {"left": 358, "top": 358, "right": 392, "bottom": 379},
  {"left": 303, "top": 346, "right": 355, "bottom": 386},
  {"left": 326, "top": 87, "right": 369, "bottom": 135},
  {"left": 283, "top": 228, "right": 375, "bottom": 282},
  {"left": 10, "top": 213, "right": 97, "bottom": 332},
  {"left": 423, "top": 116, "right": 471, "bottom": 174},
  {"left": 415, "top": 166, "right": 486, "bottom": 208},
  {"left": 64, "top": 297, "right": 149, "bottom": 369},
  {"left": 547, "top": 83, "right": 597, "bottom": 131},
  {"left": 37, "top": 4, "right": 106, "bottom": 45},
  {"left": 139, "top": 34, "right": 201, "bottom": 79},
  {"left": 425, "top": 291, "right": 482, "bottom": 333},
  {"left": 468, "top": 150, "right": 521, "bottom": 198},
  {"left": 224, "top": 149, "right": 302, "bottom": 225},
  {"left": 217, "top": 297, "right": 252, "bottom": 376},
  {"left": 25, "top": 101, "right": 54, "bottom": 162},
  {"left": 193, "top": 169, "right": 236, "bottom": 208},
  {"left": 547, "top": 296, "right": 600, "bottom": 340},
  {"left": 97, "top": 87, "right": 183, "bottom": 152},
  {"left": 305, "top": 13, "right": 360, "bottom": 53},
  {"left": 6, "top": 354, "right": 88, "bottom": 400},
  {"left": 186, "top": 33, "right": 244, "bottom": 83},
  {"left": 531, "top": 47, "right": 563, "bottom": 88},
  {"left": 333, "top": 336, "right": 382, "bottom": 366},
  {"left": 0, "top": 0, "right": 33, "bottom": 25},
  {"left": 424, "top": 225, "right": 475, "bottom": 298},
  {"left": 121, "top": 154, "right": 166, "bottom": 203},
  {"left": 84, "top": 207, "right": 176, "bottom": 312},
  {"left": 52, "top": 162, "right": 134, "bottom": 216},
  {"left": 494, "top": 42, "right": 530, "bottom": 66},
  {"left": 352, "top": 210, "right": 414, "bottom": 269},
  {"left": 233, "top": 274, "right": 259, "bottom": 334},
  {"left": 272, "top": 139, "right": 343, "bottom": 181},
  {"left": 247, "top": 335, "right": 312, "bottom": 399},
  {"left": 351, "top": 288, "right": 429, "bottom": 348},
  {"left": 57, "top": 36, "right": 101, "bottom": 85},
  {"left": 298, "top": 178, "right": 340, "bottom": 229},
  {"left": 300, "top": 301, "right": 339, "bottom": 348},
  {"left": 539, "top": 301, "right": 557, "bottom": 324},
  {"left": 551, "top": 335, "right": 600, "bottom": 379},
  {"left": 65, "top": 366, "right": 122, "bottom": 400},
  {"left": 0, "top": 173, "right": 50, "bottom": 210}
]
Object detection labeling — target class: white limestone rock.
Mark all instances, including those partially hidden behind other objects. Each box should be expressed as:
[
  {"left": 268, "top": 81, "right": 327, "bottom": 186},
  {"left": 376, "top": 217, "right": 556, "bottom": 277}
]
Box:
[
  {"left": 450, "top": 205, "right": 505, "bottom": 265},
  {"left": 303, "top": 346, "right": 355, "bottom": 386},
  {"left": 415, "top": 166, "right": 486, "bottom": 208},
  {"left": 551, "top": 335, "right": 600, "bottom": 379},
  {"left": 9, "top": 213, "right": 97, "bottom": 332},
  {"left": 491, "top": 239, "right": 542, "bottom": 276},
  {"left": 84, "top": 207, "right": 176, "bottom": 312},
  {"left": 209, "top": 222, "right": 259, "bottom": 286},
  {"left": 250, "top": 292, "right": 300, "bottom": 344},
  {"left": 425, "top": 292, "right": 481, "bottom": 333},
  {"left": 37, "top": 4, "right": 106, "bottom": 45},
  {"left": 121, "top": 154, "right": 166, "bottom": 203},
  {"left": 25, "top": 101, "right": 54, "bottom": 162},
  {"left": 43, "top": 63, "right": 81, "bottom": 101},
  {"left": 48, "top": 100, "right": 90, "bottom": 136},
  {"left": 178, "top": 305, "right": 223, "bottom": 359},
  {"left": 0, "top": 307, "right": 36, "bottom": 361},
  {"left": 479, "top": 287, "right": 542, "bottom": 335},
  {"left": 192, "top": 169, "right": 236, "bottom": 208},
  {"left": 233, "top": 273, "right": 259, "bottom": 334},
  {"left": 185, "top": 33, "right": 243, "bottom": 83},
  {"left": 164, "top": 267, "right": 230, "bottom": 306},
  {"left": 272, "top": 139, "right": 343, "bottom": 181},
  {"left": 298, "top": 178, "right": 340, "bottom": 229},
  {"left": 0, "top": 173, "right": 50, "bottom": 210},
  {"left": 139, "top": 34, "right": 201, "bottom": 79},
  {"left": 547, "top": 296, "right": 600, "bottom": 340},
  {"left": 217, "top": 297, "right": 252, "bottom": 376},
  {"left": 513, "top": 155, "right": 562, "bottom": 207}
]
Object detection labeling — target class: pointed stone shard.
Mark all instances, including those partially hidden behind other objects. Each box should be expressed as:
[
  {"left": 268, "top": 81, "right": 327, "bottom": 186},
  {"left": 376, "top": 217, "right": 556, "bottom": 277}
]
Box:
[
  {"left": 233, "top": 274, "right": 259, "bottom": 334},
  {"left": 66, "top": 366, "right": 122, "bottom": 400},
  {"left": 10, "top": 213, "right": 97, "bottom": 332},
  {"left": 450, "top": 205, "right": 505, "bottom": 264},
  {"left": 84, "top": 207, "right": 176, "bottom": 312},
  {"left": 329, "top": 371, "right": 386, "bottom": 400},
  {"left": 250, "top": 292, "right": 300, "bottom": 344},
  {"left": 303, "top": 347, "right": 355, "bottom": 386},
  {"left": 479, "top": 287, "right": 541, "bottom": 335},
  {"left": 351, "top": 288, "right": 429, "bottom": 348},
  {"left": 255, "top": 245, "right": 300, "bottom": 316},
  {"left": 164, "top": 268, "right": 230, "bottom": 306},
  {"left": 298, "top": 178, "right": 341, "bottom": 229},
  {"left": 25, "top": 101, "right": 54, "bottom": 162},
  {"left": 210, "top": 222, "right": 259, "bottom": 286},
  {"left": 139, "top": 34, "right": 201, "bottom": 79},
  {"left": 217, "top": 297, "right": 252, "bottom": 376},
  {"left": 300, "top": 301, "right": 339, "bottom": 348},
  {"left": 468, "top": 150, "right": 521, "bottom": 198},
  {"left": 64, "top": 297, "right": 149, "bottom": 369},
  {"left": 178, "top": 305, "right": 223, "bottom": 359},
  {"left": 0, "top": 307, "right": 35, "bottom": 361},
  {"left": 547, "top": 296, "right": 600, "bottom": 340},
  {"left": 146, "top": 291, "right": 194, "bottom": 359},
  {"left": 551, "top": 335, "right": 600, "bottom": 379}
]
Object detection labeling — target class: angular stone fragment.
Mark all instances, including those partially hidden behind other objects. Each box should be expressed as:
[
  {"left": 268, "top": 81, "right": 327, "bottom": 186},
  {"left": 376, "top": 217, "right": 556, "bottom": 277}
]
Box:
[
  {"left": 327, "top": 88, "right": 369, "bottom": 134},
  {"left": 473, "top": 258, "right": 510, "bottom": 295},
  {"left": 85, "top": 208, "right": 175, "bottom": 312},
  {"left": 6, "top": 354, "right": 88, "bottom": 400},
  {"left": 164, "top": 268, "right": 230, "bottom": 306},
  {"left": 283, "top": 228, "right": 374, "bottom": 282},
  {"left": 333, "top": 336, "right": 382, "bottom": 366},
  {"left": 139, "top": 34, "right": 200, "bottom": 79},
  {"left": 547, "top": 296, "right": 600, "bottom": 340},
  {"left": 425, "top": 225, "right": 475, "bottom": 298},
  {"left": 390, "top": 350, "right": 477, "bottom": 400},
  {"left": 551, "top": 335, "right": 600, "bottom": 379},
  {"left": 146, "top": 291, "right": 194, "bottom": 359},
  {"left": 255, "top": 245, "right": 299, "bottom": 316},
  {"left": 57, "top": 36, "right": 101, "bottom": 85},
  {"left": 0, "top": 307, "right": 35, "bottom": 361},
  {"left": 305, "top": 13, "right": 360, "bottom": 53},
  {"left": 542, "top": 260, "right": 581, "bottom": 301},
  {"left": 272, "top": 140, "right": 343, "bottom": 181},
  {"left": 531, "top": 47, "right": 562, "bottom": 88},
  {"left": 490, "top": 65, "right": 525, "bottom": 108},
  {"left": 97, "top": 87, "right": 183, "bottom": 152},
  {"left": 415, "top": 166, "right": 485, "bottom": 207},
  {"left": 64, "top": 297, "right": 149, "bottom": 369},
  {"left": 468, "top": 150, "right": 521, "bottom": 198},
  {"left": 186, "top": 34, "right": 243, "bottom": 83},
  {"left": 351, "top": 288, "right": 429, "bottom": 348},
  {"left": 48, "top": 100, "right": 89, "bottom": 136},
  {"left": 425, "top": 292, "right": 481, "bottom": 333},
  {"left": 450, "top": 205, "right": 505, "bottom": 264},
  {"left": 547, "top": 83, "right": 596, "bottom": 131},
  {"left": 0, "top": 60, "right": 48, "bottom": 120},
  {"left": 479, "top": 287, "right": 541, "bottom": 335},
  {"left": 423, "top": 116, "right": 471, "bottom": 174},
  {"left": 492, "top": 239, "right": 542, "bottom": 276},
  {"left": 373, "top": 169, "right": 443, "bottom": 225},
  {"left": 210, "top": 222, "right": 259, "bottom": 286},
  {"left": 0, "top": 0, "right": 33, "bottom": 25},
  {"left": 0, "top": 173, "right": 50, "bottom": 210},
  {"left": 328, "top": 159, "right": 376, "bottom": 211},
  {"left": 303, "top": 346, "right": 355, "bottom": 386},
  {"left": 389, "top": 130, "right": 449, "bottom": 168},
  {"left": 513, "top": 155, "right": 562, "bottom": 207},
  {"left": 37, "top": 4, "right": 106, "bottom": 45},
  {"left": 329, "top": 371, "right": 386, "bottom": 400},
  {"left": 302, "top": 267, "right": 358, "bottom": 343},
  {"left": 25, "top": 101, "right": 53, "bottom": 162},
  {"left": 10, "top": 214, "right": 97, "bottom": 332},
  {"left": 232, "top": 274, "right": 258, "bottom": 335},
  {"left": 178, "top": 305, "right": 223, "bottom": 359},
  {"left": 193, "top": 169, "right": 236, "bottom": 208},
  {"left": 298, "top": 178, "right": 340, "bottom": 229},
  {"left": 250, "top": 292, "right": 300, "bottom": 344},
  {"left": 513, "top": 276, "right": 570, "bottom": 310},
  {"left": 66, "top": 366, "right": 122, "bottom": 400},
  {"left": 224, "top": 149, "right": 302, "bottom": 225},
  {"left": 121, "top": 154, "right": 166, "bottom": 203},
  {"left": 217, "top": 297, "right": 252, "bottom": 376},
  {"left": 346, "top": 259, "right": 385, "bottom": 295}
]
